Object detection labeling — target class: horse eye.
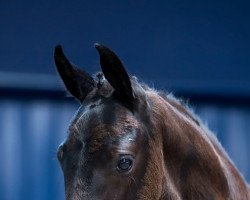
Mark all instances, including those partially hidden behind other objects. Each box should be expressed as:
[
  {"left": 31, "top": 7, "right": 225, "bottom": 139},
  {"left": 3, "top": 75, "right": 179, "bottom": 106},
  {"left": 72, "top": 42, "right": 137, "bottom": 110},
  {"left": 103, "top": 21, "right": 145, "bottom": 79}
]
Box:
[{"left": 117, "top": 156, "right": 133, "bottom": 172}]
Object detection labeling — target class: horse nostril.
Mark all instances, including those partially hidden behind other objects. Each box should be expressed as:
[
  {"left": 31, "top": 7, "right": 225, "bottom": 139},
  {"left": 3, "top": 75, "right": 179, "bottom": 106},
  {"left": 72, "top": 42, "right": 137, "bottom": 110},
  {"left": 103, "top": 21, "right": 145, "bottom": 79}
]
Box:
[{"left": 57, "top": 145, "right": 65, "bottom": 161}]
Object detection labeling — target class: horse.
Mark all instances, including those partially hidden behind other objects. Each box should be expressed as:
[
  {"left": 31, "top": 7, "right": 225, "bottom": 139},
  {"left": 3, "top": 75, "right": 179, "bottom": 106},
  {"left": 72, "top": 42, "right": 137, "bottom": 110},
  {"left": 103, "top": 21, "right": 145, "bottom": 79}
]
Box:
[{"left": 54, "top": 44, "right": 250, "bottom": 200}]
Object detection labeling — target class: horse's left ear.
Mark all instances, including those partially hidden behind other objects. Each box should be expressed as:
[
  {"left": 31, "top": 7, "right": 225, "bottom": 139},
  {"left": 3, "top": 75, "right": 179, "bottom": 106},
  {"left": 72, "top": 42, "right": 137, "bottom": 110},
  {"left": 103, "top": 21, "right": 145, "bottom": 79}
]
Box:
[{"left": 94, "top": 43, "right": 135, "bottom": 110}]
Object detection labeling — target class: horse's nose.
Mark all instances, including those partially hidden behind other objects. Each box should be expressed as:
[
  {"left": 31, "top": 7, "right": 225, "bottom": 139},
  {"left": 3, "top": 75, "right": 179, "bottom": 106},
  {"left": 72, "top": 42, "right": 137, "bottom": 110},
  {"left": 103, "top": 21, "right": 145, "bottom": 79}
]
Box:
[{"left": 57, "top": 144, "right": 65, "bottom": 161}]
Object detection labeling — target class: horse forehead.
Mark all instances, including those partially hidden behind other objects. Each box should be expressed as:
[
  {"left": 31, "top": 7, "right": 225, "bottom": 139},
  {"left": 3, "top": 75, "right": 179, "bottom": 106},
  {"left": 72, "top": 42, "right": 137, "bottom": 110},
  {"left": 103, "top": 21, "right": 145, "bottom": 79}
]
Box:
[
  {"left": 73, "top": 99, "right": 136, "bottom": 135},
  {"left": 68, "top": 99, "right": 140, "bottom": 153}
]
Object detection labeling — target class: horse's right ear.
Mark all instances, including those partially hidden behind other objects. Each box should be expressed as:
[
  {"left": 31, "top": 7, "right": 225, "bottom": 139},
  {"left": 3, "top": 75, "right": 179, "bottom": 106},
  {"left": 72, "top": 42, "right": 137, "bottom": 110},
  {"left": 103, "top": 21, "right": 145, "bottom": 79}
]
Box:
[{"left": 54, "top": 45, "right": 96, "bottom": 102}]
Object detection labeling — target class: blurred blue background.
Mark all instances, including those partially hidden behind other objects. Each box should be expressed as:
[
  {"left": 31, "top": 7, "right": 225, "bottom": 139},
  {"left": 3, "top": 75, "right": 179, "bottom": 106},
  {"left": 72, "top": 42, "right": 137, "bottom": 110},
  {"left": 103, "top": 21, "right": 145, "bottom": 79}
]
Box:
[{"left": 0, "top": 1, "right": 249, "bottom": 200}]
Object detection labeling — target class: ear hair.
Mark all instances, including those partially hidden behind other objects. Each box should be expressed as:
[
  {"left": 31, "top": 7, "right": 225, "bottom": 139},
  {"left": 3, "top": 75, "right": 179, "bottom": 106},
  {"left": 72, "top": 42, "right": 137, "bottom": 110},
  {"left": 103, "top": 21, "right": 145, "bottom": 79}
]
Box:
[{"left": 54, "top": 45, "right": 96, "bottom": 102}]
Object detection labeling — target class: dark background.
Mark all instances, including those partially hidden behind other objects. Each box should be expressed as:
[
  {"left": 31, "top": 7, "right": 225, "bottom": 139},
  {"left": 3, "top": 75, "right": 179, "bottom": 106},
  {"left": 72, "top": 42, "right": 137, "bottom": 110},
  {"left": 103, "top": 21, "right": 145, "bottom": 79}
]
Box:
[
  {"left": 0, "top": 1, "right": 249, "bottom": 200},
  {"left": 1, "top": 0, "right": 250, "bottom": 97}
]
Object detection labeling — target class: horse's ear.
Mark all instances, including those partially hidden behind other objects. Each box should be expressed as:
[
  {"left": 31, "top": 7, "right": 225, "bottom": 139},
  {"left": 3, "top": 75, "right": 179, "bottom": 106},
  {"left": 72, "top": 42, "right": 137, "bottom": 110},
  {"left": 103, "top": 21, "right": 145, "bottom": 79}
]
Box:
[
  {"left": 54, "top": 45, "right": 96, "bottom": 102},
  {"left": 94, "top": 43, "right": 134, "bottom": 109}
]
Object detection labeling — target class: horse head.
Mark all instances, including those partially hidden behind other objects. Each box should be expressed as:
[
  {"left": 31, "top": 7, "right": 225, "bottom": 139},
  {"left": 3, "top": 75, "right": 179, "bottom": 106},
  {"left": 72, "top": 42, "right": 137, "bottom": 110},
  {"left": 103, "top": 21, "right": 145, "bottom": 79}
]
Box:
[
  {"left": 54, "top": 44, "right": 250, "bottom": 200},
  {"left": 54, "top": 44, "right": 157, "bottom": 199}
]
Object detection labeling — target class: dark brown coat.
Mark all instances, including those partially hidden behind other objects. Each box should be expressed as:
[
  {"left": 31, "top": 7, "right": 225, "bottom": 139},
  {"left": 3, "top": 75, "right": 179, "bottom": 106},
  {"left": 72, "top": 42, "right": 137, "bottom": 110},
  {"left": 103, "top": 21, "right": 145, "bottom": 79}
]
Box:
[{"left": 54, "top": 44, "right": 250, "bottom": 200}]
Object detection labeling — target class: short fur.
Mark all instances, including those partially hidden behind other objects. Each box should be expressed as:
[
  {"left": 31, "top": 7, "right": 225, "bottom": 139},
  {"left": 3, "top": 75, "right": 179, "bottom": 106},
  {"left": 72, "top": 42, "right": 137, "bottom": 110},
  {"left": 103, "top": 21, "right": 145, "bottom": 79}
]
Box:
[{"left": 55, "top": 44, "right": 250, "bottom": 200}]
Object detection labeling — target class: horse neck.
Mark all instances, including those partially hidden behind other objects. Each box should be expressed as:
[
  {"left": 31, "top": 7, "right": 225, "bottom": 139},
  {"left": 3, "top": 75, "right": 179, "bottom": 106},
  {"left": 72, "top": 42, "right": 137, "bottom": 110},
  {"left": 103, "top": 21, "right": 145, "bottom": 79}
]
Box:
[{"left": 144, "top": 91, "right": 250, "bottom": 200}]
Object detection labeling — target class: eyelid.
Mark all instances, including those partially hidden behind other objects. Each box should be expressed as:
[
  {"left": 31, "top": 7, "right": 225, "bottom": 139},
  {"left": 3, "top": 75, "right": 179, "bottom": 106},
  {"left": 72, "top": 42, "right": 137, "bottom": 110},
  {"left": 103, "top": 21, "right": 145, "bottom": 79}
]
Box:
[
  {"left": 118, "top": 154, "right": 135, "bottom": 160},
  {"left": 117, "top": 149, "right": 135, "bottom": 155}
]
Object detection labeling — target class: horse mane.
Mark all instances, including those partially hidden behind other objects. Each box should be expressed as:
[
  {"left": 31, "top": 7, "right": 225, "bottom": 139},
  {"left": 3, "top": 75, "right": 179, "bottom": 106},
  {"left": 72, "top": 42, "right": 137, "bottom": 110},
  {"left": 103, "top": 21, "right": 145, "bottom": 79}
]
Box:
[{"left": 120, "top": 75, "right": 249, "bottom": 199}]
